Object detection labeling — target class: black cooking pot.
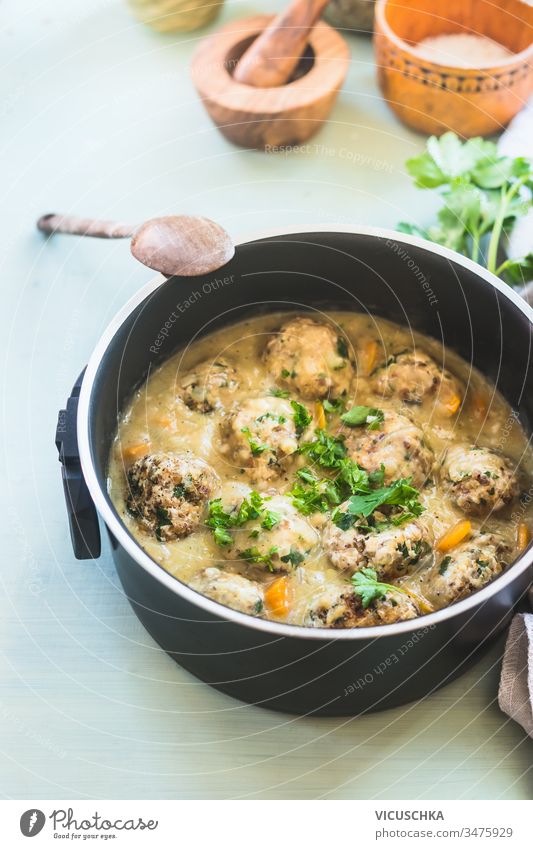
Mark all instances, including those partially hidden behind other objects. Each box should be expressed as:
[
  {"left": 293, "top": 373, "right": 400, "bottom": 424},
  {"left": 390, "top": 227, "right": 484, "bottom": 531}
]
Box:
[{"left": 56, "top": 228, "right": 533, "bottom": 716}]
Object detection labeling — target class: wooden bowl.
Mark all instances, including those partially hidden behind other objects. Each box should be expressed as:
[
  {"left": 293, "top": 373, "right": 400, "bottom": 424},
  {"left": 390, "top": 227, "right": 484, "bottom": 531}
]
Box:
[
  {"left": 190, "top": 14, "right": 350, "bottom": 149},
  {"left": 374, "top": 0, "right": 533, "bottom": 137}
]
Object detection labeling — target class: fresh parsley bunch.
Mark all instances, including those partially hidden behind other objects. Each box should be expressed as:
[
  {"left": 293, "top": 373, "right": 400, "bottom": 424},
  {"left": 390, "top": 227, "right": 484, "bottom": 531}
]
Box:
[{"left": 398, "top": 132, "right": 533, "bottom": 285}]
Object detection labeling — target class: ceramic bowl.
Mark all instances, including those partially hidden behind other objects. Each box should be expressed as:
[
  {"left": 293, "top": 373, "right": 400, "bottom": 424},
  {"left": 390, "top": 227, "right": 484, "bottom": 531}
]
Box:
[{"left": 374, "top": 0, "right": 533, "bottom": 137}]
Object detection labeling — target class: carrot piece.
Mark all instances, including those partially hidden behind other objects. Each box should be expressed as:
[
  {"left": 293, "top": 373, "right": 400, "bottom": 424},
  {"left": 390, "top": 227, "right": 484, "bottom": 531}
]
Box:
[
  {"left": 442, "top": 392, "right": 461, "bottom": 416},
  {"left": 264, "top": 576, "right": 291, "bottom": 618},
  {"left": 437, "top": 520, "right": 472, "bottom": 552},
  {"left": 362, "top": 339, "right": 378, "bottom": 375},
  {"left": 122, "top": 441, "right": 151, "bottom": 462},
  {"left": 517, "top": 523, "right": 530, "bottom": 552},
  {"left": 315, "top": 401, "right": 326, "bottom": 430}
]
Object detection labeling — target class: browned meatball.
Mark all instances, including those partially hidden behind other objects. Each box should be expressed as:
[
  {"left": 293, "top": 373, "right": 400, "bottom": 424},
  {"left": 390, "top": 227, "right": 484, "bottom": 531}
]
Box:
[
  {"left": 264, "top": 316, "right": 354, "bottom": 400},
  {"left": 344, "top": 410, "right": 434, "bottom": 487},
  {"left": 373, "top": 350, "right": 462, "bottom": 407},
  {"left": 190, "top": 567, "right": 264, "bottom": 616},
  {"left": 220, "top": 396, "right": 300, "bottom": 484},
  {"left": 441, "top": 444, "right": 519, "bottom": 515},
  {"left": 304, "top": 585, "right": 420, "bottom": 628},
  {"left": 224, "top": 494, "right": 319, "bottom": 573},
  {"left": 425, "top": 532, "right": 510, "bottom": 606},
  {"left": 180, "top": 358, "right": 239, "bottom": 413},
  {"left": 323, "top": 504, "right": 432, "bottom": 579},
  {"left": 127, "top": 452, "right": 218, "bottom": 540}
]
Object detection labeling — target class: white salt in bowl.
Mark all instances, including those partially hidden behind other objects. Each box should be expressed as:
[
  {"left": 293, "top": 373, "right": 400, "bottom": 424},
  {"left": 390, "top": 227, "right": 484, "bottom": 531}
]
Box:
[{"left": 374, "top": 0, "right": 533, "bottom": 137}]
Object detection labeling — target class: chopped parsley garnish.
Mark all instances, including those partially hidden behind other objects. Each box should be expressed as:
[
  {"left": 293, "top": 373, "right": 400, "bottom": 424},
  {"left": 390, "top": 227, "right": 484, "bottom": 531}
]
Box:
[
  {"left": 299, "top": 428, "right": 348, "bottom": 469},
  {"left": 337, "top": 336, "right": 349, "bottom": 358},
  {"left": 475, "top": 558, "right": 490, "bottom": 574},
  {"left": 289, "top": 467, "right": 342, "bottom": 515},
  {"left": 332, "top": 477, "right": 424, "bottom": 530},
  {"left": 351, "top": 567, "right": 407, "bottom": 609},
  {"left": 293, "top": 428, "right": 423, "bottom": 531},
  {"left": 439, "top": 555, "right": 452, "bottom": 575},
  {"left": 291, "top": 400, "right": 312, "bottom": 435},
  {"left": 207, "top": 491, "right": 265, "bottom": 545},
  {"left": 214, "top": 526, "right": 233, "bottom": 546},
  {"left": 256, "top": 412, "right": 287, "bottom": 424},
  {"left": 261, "top": 510, "right": 282, "bottom": 530},
  {"left": 341, "top": 405, "right": 385, "bottom": 430},
  {"left": 280, "top": 546, "right": 305, "bottom": 567},
  {"left": 292, "top": 429, "right": 381, "bottom": 515},
  {"left": 268, "top": 387, "right": 290, "bottom": 398},
  {"left": 155, "top": 506, "right": 172, "bottom": 541},
  {"left": 241, "top": 426, "right": 269, "bottom": 456},
  {"left": 240, "top": 546, "right": 278, "bottom": 570},
  {"left": 234, "top": 491, "right": 265, "bottom": 524},
  {"left": 323, "top": 398, "right": 346, "bottom": 414},
  {"left": 253, "top": 599, "right": 264, "bottom": 614},
  {"left": 173, "top": 484, "right": 187, "bottom": 499},
  {"left": 281, "top": 368, "right": 296, "bottom": 379}
]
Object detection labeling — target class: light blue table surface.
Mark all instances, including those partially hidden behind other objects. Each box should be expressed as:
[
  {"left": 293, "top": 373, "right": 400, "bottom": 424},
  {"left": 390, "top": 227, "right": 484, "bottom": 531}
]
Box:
[{"left": 1, "top": 0, "right": 531, "bottom": 800}]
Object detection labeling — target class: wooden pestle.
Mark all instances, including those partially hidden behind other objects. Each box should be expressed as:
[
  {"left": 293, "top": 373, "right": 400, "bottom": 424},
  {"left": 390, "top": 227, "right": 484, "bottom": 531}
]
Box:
[{"left": 233, "top": 0, "right": 331, "bottom": 88}]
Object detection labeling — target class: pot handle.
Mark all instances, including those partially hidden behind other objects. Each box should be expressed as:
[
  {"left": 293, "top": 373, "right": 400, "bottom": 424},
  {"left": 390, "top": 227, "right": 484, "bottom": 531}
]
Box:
[{"left": 55, "top": 370, "right": 101, "bottom": 559}]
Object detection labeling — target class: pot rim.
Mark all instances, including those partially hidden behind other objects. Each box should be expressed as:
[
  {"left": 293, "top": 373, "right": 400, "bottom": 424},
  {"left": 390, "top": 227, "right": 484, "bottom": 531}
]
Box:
[{"left": 77, "top": 224, "right": 533, "bottom": 640}]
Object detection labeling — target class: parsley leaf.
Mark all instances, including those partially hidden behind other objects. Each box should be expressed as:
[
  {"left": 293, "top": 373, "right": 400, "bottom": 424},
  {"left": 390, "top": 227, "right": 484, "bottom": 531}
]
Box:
[
  {"left": 439, "top": 555, "right": 452, "bottom": 575},
  {"left": 268, "top": 386, "right": 290, "bottom": 398},
  {"left": 214, "top": 526, "right": 233, "bottom": 546},
  {"left": 207, "top": 491, "right": 266, "bottom": 545},
  {"left": 240, "top": 426, "right": 269, "bottom": 456},
  {"left": 351, "top": 567, "right": 407, "bottom": 609},
  {"left": 337, "top": 336, "right": 349, "bottom": 358},
  {"left": 240, "top": 546, "right": 278, "bottom": 570},
  {"left": 289, "top": 467, "right": 342, "bottom": 515},
  {"left": 323, "top": 398, "right": 346, "bottom": 414},
  {"left": 291, "top": 400, "right": 312, "bottom": 435},
  {"left": 235, "top": 490, "right": 265, "bottom": 524},
  {"left": 261, "top": 510, "right": 282, "bottom": 530},
  {"left": 299, "top": 428, "right": 348, "bottom": 469},
  {"left": 341, "top": 405, "right": 384, "bottom": 429},
  {"left": 333, "top": 477, "right": 424, "bottom": 529},
  {"left": 280, "top": 546, "right": 305, "bottom": 567}
]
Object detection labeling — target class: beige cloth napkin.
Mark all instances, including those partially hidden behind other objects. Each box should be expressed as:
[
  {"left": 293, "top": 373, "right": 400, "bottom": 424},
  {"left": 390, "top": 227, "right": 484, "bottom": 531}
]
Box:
[{"left": 498, "top": 611, "right": 533, "bottom": 737}]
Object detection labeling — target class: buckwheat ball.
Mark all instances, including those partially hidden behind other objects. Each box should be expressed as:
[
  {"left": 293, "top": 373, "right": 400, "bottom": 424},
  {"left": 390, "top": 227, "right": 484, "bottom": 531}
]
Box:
[
  {"left": 220, "top": 396, "right": 300, "bottom": 483},
  {"left": 323, "top": 504, "right": 432, "bottom": 579},
  {"left": 441, "top": 444, "right": 519, "bottom": 515},
  {"left": 126, "top": 451, "right": 218, "bottom": 540},
  {"left": 224, "top": 494, "right": 319, "bottom": 573},
  {"left": 179, "top": 357, "right": 239, "bottom": 413},
  {"left": 344, "top": 409, "right": 434, "bottom": 487},
  {"left": 264, "top": 316, "right": 354, "bottom": 400},
  {"left": 373, "top": 350, "right": 462, "bottom": 407},
  {"left": 426, "top": 533, "right": 510, "bottom": 606},
  {"left": 190, "top": 567, "right": 264, "bottom": 616},
  {"left": 304, "top": 584, "right": 421, "bottom": 628}
]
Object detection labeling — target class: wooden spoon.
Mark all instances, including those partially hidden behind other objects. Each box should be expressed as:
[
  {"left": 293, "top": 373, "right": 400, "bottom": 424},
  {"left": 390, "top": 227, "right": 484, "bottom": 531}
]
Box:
[
  {"left": 233, "top": 0, "right": 331, "bottom": 88},
  {"left": 37, "top": 213, "right": 235, "bottom": 277}
]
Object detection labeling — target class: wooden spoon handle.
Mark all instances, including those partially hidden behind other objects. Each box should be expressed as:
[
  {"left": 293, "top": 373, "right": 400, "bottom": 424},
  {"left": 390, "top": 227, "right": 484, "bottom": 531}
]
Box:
[
  {"left": 233, "top": 0, "right": 330, "bottom": 88},
  {"left": 37, "top": 213, "right": 136, "bottom": 239}
]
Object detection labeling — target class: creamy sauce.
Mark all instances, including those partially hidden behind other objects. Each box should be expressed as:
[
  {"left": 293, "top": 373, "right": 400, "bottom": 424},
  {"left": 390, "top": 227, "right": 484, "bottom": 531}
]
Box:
[{"left": 108, "top": 311, "right": 533, "bottom": 626}]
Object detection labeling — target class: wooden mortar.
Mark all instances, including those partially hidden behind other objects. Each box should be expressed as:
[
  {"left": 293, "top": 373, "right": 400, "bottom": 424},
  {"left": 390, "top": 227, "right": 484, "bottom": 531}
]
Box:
[{"left": 190, "top": 8, "right": 350, "bottom": 149}]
